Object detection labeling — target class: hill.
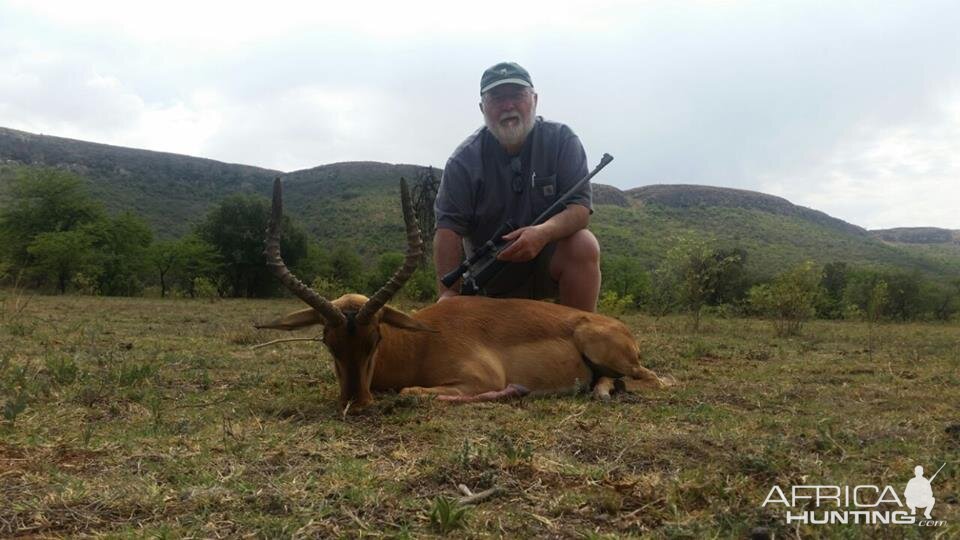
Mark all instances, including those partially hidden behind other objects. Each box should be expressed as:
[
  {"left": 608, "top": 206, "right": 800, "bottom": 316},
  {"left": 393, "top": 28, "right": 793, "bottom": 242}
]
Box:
[
  {"left": 2, "top": 126, "right": 958, "bottom": 280},
  {"left": 869, "top": 227, "right": 959, "bottom": 244},
  {"left": 867, "top": 227, "right": 960, "bottom": 282},
  {"left": 281, "top": 161, "right": 441, "bottom": 259},
  {"left": 627, "top": 184, "right": 866, "bottom": 236},
  {"left": 0, "top": 127, "right": 279, "bottom": 237},
  {"left": 590, "top": 185, "right": 960, "bottom": 281}
]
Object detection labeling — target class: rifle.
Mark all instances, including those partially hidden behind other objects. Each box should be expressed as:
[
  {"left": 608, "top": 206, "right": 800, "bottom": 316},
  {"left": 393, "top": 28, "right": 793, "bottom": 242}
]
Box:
[
  {"left": 929, "top": 462, "right": 946, "bottom": 483},
  {"left": 440, "top": 153, "right": 613, "bottom": 295}
]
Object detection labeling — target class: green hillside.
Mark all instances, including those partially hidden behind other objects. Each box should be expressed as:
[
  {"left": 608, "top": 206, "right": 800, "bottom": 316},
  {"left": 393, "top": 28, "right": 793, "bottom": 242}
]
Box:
[
  {"left": 869, "top": 227, "right": 959, "bottom": 244},
  {"left": 866, "top": 227, "right": 960, "bottom": 281},
  {"left": 0, "top": 127, "right": 278, "bottom": 238},
  {"left": 2, "top": 125, "right": 958, "bottom": 282},
  {"left": 281, "top": 162, "right": 441, "bottom": 260},
  {"left": 591, "top": 186, "right": 960, "bottom": 281}
]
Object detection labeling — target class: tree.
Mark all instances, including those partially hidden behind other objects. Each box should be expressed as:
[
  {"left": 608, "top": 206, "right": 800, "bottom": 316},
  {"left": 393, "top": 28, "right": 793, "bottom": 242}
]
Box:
[
  {"left": 882, "top": 272, "right": 922, "bottom": 321},
  {"left": 26, "top": 230, "right": 95, "bottom": 294},
  {"left": 148, "top": 240, "right": 181, "bottom": 298},
  {"left": 656, "top": 236, "right": 745, "bottom": 330},
  {"left": 87, "top": 212, "right": 153, "bottom": 296},
  {"left": 864, "top": 280, "right": 888, "bottom": 358},
  {"left": 842, "top": 269, "right": 923, "bottom": 321},
  {"left": 601, "top": 255, "right": 650, "bottom": 309},
  {"left": 705, "top": 247, "right": 749, "bottom": 306},
  {"left": 0, "top": 167, "right": 104, "bottom": 270},
  {"left": 370, "top": 252, "right": 406, "bottom": 292},
  {"left": 148, "top": 235, "right": 220, "bottom": 297},
  {"left": 173, "top": 236, "right": 221, "bottom": 298},
  {"left": 197, "top": 194, "right": 308, "bottom": 297},
  {"left": 818, "top": 262, "right": 849, "bottom": 319},
  {"left": 930, "top": 278, "right": 960, "bottom": 321},
  {"left": 328, "top": 243, "right": 367, "bottom": 292},
  {"left": 748, "top": 261, "right": 824, "bottom": 337}
]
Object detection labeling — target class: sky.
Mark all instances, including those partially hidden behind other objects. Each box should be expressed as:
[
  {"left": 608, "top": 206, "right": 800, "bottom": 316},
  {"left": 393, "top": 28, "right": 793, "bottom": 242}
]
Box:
[{"left": 1, "top": 0, "right": 958, "bottom": 230}]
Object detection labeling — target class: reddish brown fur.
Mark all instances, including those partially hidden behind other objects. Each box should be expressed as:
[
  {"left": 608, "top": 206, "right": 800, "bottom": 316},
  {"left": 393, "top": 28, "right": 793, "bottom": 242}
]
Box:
[
  {"left": 262, "top": 293, "right": 666, "bottom": 407},
  {"left": 260, "top": 177, "right": 666, "bottom": 409}
]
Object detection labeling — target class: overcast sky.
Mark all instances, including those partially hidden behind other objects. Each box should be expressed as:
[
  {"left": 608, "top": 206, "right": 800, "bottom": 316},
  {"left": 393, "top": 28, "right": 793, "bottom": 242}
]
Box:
[{"left": 1, "top": 0, "right": 957, "bottom": 230}]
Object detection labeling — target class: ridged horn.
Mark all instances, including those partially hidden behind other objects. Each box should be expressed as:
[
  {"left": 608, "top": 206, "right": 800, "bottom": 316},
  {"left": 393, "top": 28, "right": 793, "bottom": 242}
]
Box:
[
  {"left": 264, "top": 177, "right": 346, "bottom": 327},
  {"left": 356, "top": 178, "right": 423, "bottom": 324}
]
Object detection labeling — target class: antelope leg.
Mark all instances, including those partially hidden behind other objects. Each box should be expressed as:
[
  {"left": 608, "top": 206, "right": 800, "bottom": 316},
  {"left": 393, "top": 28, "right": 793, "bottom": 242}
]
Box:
[
  {"left": 592, "top": 376, "right": 617, "bottom": 400},
  {"left": 418, "top": 383, "right": 530, "bottom": 403},
  {"left": 614, "top": 373, "right": 669, "bottom": 393}
]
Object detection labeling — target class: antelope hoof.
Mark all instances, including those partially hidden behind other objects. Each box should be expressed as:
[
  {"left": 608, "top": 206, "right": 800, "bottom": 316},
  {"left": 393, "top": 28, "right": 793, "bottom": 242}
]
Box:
[{"left": 592, "top": 377, "right": 616, "bottom": 401}]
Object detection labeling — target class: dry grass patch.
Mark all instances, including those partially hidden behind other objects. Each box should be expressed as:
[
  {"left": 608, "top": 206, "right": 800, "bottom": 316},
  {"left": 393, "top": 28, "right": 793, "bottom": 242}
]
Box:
[{"left": 0, "top": 294, "right": 957, "bottom": 538}]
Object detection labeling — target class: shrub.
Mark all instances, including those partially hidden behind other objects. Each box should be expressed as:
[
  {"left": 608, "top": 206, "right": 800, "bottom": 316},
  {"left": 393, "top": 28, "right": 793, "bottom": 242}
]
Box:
[
  {"left": 311, "top": 276, "right": 346, "bottom": 299},
  {"left": 598, "top": 291, "right": 633, "bottom": 316},
  {"left": 192, "top": 277, "right": 219, "bottom": 300},
  {"left": 429, "top": 496, "right": 468, "bottom": 534},
  {"left": 749, "top": 261, "right": 824, "bottom": 336},
  {"left": 400, "top": 267, "right": 437, "bottom": 302}
]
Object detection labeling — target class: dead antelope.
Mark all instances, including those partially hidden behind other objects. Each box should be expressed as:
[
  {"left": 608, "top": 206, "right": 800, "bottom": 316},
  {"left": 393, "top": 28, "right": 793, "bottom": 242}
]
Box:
[{"left": 257, "top": 177, "right": 668, "bottom": 408}]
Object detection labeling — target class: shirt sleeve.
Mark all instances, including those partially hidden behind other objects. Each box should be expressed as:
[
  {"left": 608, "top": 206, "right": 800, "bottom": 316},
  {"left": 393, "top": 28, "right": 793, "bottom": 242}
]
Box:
[
  {"left": 556, "top": 133, "right": 592, "bottom": 212},
  {"left": 434, "top": 158, "right": 473, "bottom": 235}
]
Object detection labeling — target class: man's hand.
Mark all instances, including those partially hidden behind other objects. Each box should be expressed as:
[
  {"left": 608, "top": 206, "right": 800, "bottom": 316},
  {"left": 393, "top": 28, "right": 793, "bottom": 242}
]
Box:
[{"left": 497, "top": 225, "right": 549, "bottom": 262}]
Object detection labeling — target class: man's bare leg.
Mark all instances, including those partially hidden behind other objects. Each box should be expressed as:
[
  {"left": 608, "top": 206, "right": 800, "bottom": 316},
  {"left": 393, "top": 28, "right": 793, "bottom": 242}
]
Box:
[{"left": 550, "top": 229, "right": 601, "bottom": 312}]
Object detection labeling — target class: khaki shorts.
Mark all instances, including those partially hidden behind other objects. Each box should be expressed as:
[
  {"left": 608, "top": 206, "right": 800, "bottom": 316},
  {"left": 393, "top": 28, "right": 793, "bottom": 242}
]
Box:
[{"left": 481, "top": 242, "right": 559, "bottom": 300}]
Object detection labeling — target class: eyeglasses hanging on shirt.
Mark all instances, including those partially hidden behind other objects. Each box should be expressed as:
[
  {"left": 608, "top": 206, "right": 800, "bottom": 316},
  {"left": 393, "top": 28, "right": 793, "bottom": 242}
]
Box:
[{"left": 510, "top": 156, "right": 524, "bottom": 194}]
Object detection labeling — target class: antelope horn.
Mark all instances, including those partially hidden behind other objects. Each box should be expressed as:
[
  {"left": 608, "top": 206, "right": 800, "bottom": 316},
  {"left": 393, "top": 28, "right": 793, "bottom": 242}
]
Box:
[
  {"left": 264, "top": 177, "right": 346, "bottom": 327},
  {"left": 356, "top": 178, "right": 423, "bottom": 324}
]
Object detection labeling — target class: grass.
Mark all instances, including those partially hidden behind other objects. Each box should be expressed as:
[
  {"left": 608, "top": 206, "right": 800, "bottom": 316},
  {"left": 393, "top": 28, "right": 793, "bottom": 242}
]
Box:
[{"left": 0, "top": 293, "right": 957, "bottom": 538}]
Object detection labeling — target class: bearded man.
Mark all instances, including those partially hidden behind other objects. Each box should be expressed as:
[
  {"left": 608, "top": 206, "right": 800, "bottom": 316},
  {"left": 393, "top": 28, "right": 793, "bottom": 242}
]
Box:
[{"left": 433, "top": 62, "right": 601, "bottom": 312}]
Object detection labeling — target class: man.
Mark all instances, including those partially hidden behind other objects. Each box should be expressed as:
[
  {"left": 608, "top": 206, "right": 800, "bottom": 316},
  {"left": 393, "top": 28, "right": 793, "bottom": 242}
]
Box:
[
  {"left": 904, "top": 465, "right": 936, "bottom": 520},
  {"left": 433, "top": 62, "right": 601, "bottom": 312}
]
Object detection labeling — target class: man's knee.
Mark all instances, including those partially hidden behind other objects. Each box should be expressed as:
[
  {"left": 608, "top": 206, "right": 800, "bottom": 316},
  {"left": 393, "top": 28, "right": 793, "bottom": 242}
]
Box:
[
  {"left": 550, "top": 230, "right": 600, "bottom": 282},
  {"left": 556, "top": 229, "right": 600, "bottom": 265}
]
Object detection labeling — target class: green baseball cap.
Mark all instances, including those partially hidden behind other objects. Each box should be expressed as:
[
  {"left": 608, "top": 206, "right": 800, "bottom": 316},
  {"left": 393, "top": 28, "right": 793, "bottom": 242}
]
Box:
[{"left": 480, "top": 62, "right": 533, "bottom": 94}]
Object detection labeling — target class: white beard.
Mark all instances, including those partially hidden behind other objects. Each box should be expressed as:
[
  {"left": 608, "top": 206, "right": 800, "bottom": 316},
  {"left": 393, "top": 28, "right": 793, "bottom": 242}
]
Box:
[{"left": 486, "top": 110, "right": 535, "bottom": 148}]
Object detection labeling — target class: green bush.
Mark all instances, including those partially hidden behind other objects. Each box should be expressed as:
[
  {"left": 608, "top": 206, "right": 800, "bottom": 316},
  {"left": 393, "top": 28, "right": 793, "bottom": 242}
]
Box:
[
  {"left": 598, "top": 291, "right": 633, "bottom": 316},
  {"left": 748, "top": 261, "right": 824, "bottom": 336},
  {"left": 192, "top": 277, "right": 219, "bottom": 300}
]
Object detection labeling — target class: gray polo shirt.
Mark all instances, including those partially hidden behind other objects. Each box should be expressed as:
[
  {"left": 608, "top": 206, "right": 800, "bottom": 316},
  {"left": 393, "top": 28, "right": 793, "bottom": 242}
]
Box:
[{"left": 435, "top": 117, "right": 591, "bottom": 253}]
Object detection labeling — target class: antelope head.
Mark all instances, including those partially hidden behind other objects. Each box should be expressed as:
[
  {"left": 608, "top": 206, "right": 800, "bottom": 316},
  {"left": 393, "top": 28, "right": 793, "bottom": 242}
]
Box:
[{"left": 258, "top": 177, "right": 433, "bottom": 408}]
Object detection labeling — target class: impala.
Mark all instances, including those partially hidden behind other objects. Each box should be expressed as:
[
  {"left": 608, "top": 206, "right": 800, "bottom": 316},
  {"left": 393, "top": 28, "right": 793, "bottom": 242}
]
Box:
[{"left": 258, "top": 178, "right": 668, "bottom": 408}]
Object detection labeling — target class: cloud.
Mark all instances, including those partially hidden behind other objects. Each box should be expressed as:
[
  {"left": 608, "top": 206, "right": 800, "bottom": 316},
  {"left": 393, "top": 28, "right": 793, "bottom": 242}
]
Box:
[
  {"left": 200, "top": 84, "right": 402, "bottom": 169},
  {"left": 763, "top": 93, "right": 960, "bottom": 229},
  {"left": 1, "top": 0, "right": 958, "bottom": 228},
  {"left": 0, "top": 51, "right": 142, "bottom": 134}
]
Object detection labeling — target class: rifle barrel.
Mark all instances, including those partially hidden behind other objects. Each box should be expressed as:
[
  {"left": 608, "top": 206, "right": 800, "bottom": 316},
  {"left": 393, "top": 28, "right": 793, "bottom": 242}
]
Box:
[
  {"left": 929, "top": 462, "right": 946, "bottom": 483},
  {"left": 530, "top": 153, "right": 613, "bottom": 225}
]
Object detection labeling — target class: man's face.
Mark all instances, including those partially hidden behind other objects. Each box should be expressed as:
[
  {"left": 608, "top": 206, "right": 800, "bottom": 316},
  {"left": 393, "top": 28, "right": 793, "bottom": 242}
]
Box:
[{"left": 480, "top": 84, "right": 538, "bottom": 149}]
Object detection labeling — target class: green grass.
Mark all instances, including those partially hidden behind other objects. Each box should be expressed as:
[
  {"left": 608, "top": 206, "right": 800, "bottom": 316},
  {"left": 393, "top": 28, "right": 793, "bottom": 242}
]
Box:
[{"left": 1, "top": 294, "right": 957, "bottom": 537}]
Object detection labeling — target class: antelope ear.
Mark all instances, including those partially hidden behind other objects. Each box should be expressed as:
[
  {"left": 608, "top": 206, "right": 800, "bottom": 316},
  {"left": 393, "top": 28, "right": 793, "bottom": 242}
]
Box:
[
  {"left": 380, "top": 306, "right": 438, "bottom": 333},
  {"left": 255, "top": 307, "right": 326, "bottom": 331}
]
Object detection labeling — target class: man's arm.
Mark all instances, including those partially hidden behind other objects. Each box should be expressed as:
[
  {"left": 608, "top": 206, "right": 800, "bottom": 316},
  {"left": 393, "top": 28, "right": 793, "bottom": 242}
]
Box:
[
  {"left": 434, "top": 227, "right": 465, "bottom": 300},
  {"left": 497, "top": 204, "right": 590, "bottom": 262}
]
